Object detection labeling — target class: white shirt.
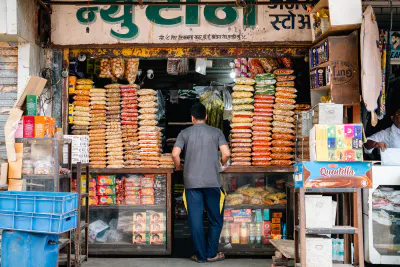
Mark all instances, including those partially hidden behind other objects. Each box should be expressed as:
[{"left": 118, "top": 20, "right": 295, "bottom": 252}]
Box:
[{"left": 365, "top": 124, "right": 400, "bottom": 153}]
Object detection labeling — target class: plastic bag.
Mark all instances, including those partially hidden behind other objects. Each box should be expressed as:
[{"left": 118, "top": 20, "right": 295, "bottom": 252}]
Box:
[
  {"left": 99, "top": 59, "right": 114, "bottom": 79},
  {"left": 248, "top": 58, "right": 264, "bottom": 78},
  {"left": 125, "top": 58, "right": 139, "bottom": 84},
  {"left": 200, "top": 88, "right": 224, "bottom": 131},
  {"left": 222, "top": 85, "right": 232, "bottom": 111},
  {"left": 111, "top": 58, "right": 125, "bottom": 78}
]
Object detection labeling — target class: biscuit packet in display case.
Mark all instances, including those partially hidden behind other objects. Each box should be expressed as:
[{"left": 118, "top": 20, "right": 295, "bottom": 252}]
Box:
[
  {"left": 97, "top": 185, "right": 116, "bottom": 196},
  {"left": 149, "top": 222, "right": 165, "bottom": 233},
  {"left": 148, "top": 211, "right": 165, "bottom": 224},
  {"left": 133, "top": 212, "right": 146, "bottom": 224},
  {"left": 98, "top": 195, "right": 116, "bottom": 205},
  {"left": 147, "top": 232, "right": 166, "bottom": 245},
  {"left": 97, "top": 175, "right": 116, "bottom": 186},
  {"left": 133, "top": 232, "right": 148, "bottom": 244}
]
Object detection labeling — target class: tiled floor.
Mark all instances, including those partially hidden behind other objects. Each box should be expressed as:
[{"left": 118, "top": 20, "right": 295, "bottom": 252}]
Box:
[{"left": 83, "top": 258, "right": 271, "bottom": 267}]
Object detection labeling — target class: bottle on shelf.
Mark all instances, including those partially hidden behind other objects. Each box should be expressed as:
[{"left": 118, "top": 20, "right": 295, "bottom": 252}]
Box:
[
  {"left": 249, "top": 223, "right": 256, "bottom": 245},
  {"left": 240, "top": 223, "right": 249, "bottom": 244},
  {"left": 255, "top": 223, "right": 262, "bottom": 245}
]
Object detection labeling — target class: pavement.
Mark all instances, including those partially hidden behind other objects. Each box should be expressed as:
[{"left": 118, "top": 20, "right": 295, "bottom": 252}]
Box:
[{"left": 83, "top": 258, "right": 271, "bottom": 267}]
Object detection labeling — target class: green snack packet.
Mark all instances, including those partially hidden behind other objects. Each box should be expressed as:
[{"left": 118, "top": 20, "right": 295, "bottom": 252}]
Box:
[
  {"left": 255, "top": 85, "right": 275, "bottom": 90},
  {"left": 256, "top": 73, "right": 276, "bottom": 80},
  {"left": 255, "top": 90, "right": 275, "bottom": 95},
  {"left": 256, "top": 79, "right": 276, "bottom": 85}
]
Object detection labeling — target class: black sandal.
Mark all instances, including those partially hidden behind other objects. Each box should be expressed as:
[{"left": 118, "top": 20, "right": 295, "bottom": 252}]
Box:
[
  {"left": 207, "top": 252, "right": 225, "bottom": 262},
  {"left": 191, "top": 255, "right": 206, "bottom": 263}
]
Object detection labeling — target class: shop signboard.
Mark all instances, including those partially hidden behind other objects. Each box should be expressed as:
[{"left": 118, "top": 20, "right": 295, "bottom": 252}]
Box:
[
  {"left": 51, "top": 0, "right": 312, "bottom": 45},
  {"left": 294, "top": 162, "right": 373, "bottom": 188},
  {"left": 390, "top": 31, "right": 400, "bottom": 64}
]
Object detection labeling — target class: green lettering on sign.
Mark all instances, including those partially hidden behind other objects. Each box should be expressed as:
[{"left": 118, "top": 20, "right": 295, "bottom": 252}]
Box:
[
  {"left": 244, "top": 3, "right": 257, "bottom": 27},
  {"left": 146, "top": 0, "right": 183, "bottom": 26},
  {"left": 76, "top": 7, "right": 99, "bottom": 24},
  {"left": 186, "top": 0, "right": 199, "bottom": 26},
  {"left": 204, "top": 6, "right": 238, "bottom": 26}
]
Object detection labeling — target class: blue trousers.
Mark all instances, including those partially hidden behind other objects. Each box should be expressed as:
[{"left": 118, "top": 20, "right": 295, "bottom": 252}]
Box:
[{"left": 183, "top": 188, "right": 225, "bottom": 262}]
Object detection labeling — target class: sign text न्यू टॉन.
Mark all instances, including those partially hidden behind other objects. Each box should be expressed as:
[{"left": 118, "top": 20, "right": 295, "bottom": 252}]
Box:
[{"left": 51, "top": 0, "right": 312, "bottom": 44}]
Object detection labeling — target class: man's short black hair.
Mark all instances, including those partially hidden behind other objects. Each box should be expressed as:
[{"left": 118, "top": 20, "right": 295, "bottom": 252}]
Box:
[{"left": 191, "top": 102, "right": 207, "bottom": 120}]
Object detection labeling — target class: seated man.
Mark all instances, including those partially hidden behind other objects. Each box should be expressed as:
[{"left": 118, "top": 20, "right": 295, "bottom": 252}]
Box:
[{"left": 364, "top": 107, "right": 400, "bottom": 152}]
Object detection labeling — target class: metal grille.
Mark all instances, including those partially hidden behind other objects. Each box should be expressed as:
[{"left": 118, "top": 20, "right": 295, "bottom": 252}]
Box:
[{"left": 0, "top": 42, "right": 18, "bottom": 160}]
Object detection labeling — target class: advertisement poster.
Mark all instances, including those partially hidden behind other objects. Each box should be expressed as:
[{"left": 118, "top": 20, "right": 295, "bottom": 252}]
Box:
[
  {"left": 294, "top": 162, "right": 373, "bottom": 188},
  {"left": 390, "top": 31, "right": 400, "bottom": 61}
]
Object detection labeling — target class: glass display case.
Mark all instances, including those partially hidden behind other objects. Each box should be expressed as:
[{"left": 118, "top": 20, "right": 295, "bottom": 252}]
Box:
[
  {"left": 218, "top": 166, "right": 293, "bottom": 255},
  {"left": 85, "top": 169, "right": 172, "bottom": 256},
  {"left": 17, "top": 138, "right": 70, "bottom": 192},
  {"left": 364, "top": 165, "right": 400, "bottom": 265}
]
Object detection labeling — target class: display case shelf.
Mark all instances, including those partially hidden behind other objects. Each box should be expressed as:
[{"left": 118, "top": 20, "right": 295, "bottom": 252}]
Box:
[
  {"left": 224, "top": 166, "right": 294, "bottom": 173},
  {"left": 77, "top": 168, "right": 174, "bottom": 174},
  {"left": 22, "top": 174, "right": 70, "bottom": 180},
  {"left": 219, "top": 244, "right": 275, "bottom": 255},
  {"left": 225, "top": 204, "right": 286, "bottom": 210},
  {"left": 89, "top": 204, "right": 165, "bottom": 211}
]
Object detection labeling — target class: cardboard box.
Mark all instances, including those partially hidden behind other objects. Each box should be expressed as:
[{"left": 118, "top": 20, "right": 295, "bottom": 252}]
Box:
[
  {"left": 8, "top": 143, "right": 23, "bottom": 179},
  {"left": 25, "top": 95, "right": 37, "bottom": 116},
  {"left": 34, "top": 116, "right": 48, "bottom": 138},
  {"left": 313, "top": 103, "right": 343, "bottom": 125},
  {"left": 5, "top": 77, "right": 47, "bottom": 161},
  {"left": 0, "top": 163, "right": 8, "bottom": 185},
  {"left": 14, "top": 120, "right": 24, "bottom": 138},
  {"left": 310, "top": 124, "right": 363, "bottom": 162},
  {"left": 294, "top": 162, "right": 372, "bottom": 188},
  {"left": 306, "top": 237, "right": 332, "bottom": 267},
  {"left": 305, "top": 196, "right": 332, "bottom": 228},
  {"left": 23, "top": 116, "right": 35, "bottom": 138},
  {"left": 8, "top": 179, "right": 23, "bottom": 191}
]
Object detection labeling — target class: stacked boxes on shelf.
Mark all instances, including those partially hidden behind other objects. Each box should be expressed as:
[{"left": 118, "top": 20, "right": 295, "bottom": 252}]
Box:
[
  {"left": 96, "top": 175, "right": 116, "bottom": 205},
  {"left": 133, "top": 210, "right": 166, "bottom": 245},
  {"left": 63, "top": 135, "right": 89, "bottom": 164}
]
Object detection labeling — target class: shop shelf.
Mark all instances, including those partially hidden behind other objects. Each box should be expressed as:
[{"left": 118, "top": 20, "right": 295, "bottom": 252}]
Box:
[
  {"left": 224, "top": 166, "right": 294, "bottom": 173},
  {"left": 311, "top": 85, "right": 330, "bottom": 91},
  {"left": 22, "top": 174, "right": 70, "bottom": 180},
  {"left": 225, "top": 204, "right": 286, "bottom": 210},
  {"left": 0, "top": 191, "right": 78, "bottom": 215},
  {"left": 89, "top": 204, "right": 165, "bottom": 211},
  {"left": 310, "top": 61, "right": 330, "bottom": 71},
  {"left": 312, "top": 25, "right": 360, "bottom": 45},
  {"left": 0, "top": 210, "right": 77, "bottom": 234},
  {"left": 295, "top": 225, "right": 357, "bottom": 234},
  {"left": 58, "top": 238, "right": 70, "bottom": 251},
  {"left": 89, "top": 242, "right": 169, "bottom": 256},
  {"left": 86, "top": 168, "right": 174, "bottom": 174},
  {"left": 219, "top": 244, "right": 275, "bottom": 255}
]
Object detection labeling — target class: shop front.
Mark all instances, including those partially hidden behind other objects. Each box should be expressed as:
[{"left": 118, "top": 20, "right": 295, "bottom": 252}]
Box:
[{"left": 48, "top": 0, "right": 313, "bottom": 257}]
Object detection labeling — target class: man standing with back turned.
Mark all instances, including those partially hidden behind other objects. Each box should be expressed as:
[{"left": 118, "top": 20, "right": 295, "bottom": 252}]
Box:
[{"left": 172, "top": 102, "right": 230, "bottom": 263}]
